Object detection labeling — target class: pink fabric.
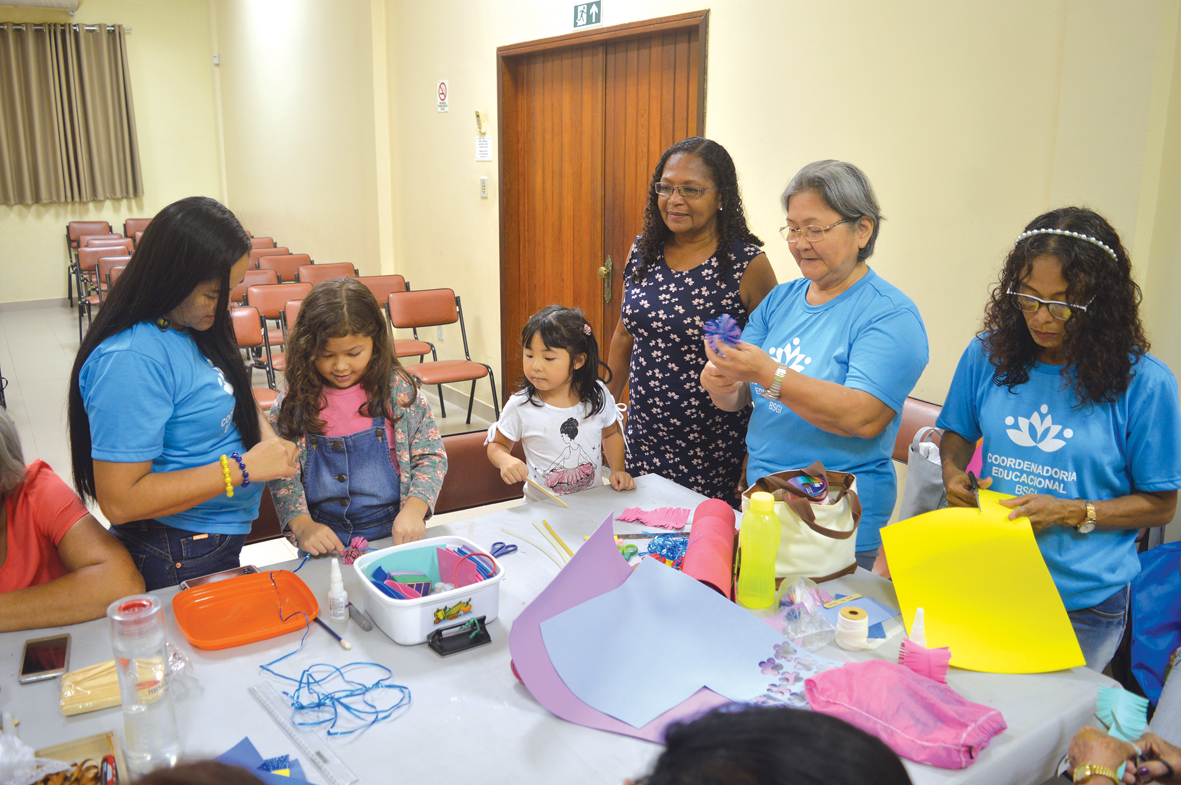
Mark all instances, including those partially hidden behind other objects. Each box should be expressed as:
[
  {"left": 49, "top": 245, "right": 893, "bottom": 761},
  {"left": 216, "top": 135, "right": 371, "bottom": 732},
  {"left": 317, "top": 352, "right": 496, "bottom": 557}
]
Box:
[
  {"left": 805, "top": 660, "right": 1006, "bottom": 769},
  {"left": 616, "top": 506, "right": 691, "bottom": 530},
  {"left": 319, "top": 385, "right": 398, "bottom": 472}
]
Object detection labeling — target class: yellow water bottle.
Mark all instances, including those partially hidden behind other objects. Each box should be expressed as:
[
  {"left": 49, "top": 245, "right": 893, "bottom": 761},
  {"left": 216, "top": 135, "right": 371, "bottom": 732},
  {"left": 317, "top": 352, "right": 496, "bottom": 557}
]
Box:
[{"left": 736, "top": 491, "right": 780, "bottom": 609}]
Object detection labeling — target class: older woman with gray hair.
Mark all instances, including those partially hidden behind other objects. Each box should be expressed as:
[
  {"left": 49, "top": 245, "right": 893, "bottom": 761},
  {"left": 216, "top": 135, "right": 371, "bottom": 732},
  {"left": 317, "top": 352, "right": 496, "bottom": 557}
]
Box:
[
  {"left": 701, "top": 160, "right": 929, "bottom": 568},
  {"left": 0, "top": 407, "right": 143, "bottom": 631}
]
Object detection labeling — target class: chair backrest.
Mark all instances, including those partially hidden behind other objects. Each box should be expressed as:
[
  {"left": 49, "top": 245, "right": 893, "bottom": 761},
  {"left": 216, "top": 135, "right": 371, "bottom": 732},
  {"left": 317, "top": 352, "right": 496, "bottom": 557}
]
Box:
[
  {"left": 297, "top": 263, "right": 356, "bottom": 284},
  {"left": 246, "top": 485, "right": 285, "bottom": 544},
  {"left": 67, "top": 221, "right": 111, "bottom": 246},
  {"left": 250, "top": 237, "right": 275, "bottom": 249},
  {"left": 78, "top": 245, "right": 132, "bottom": 271},
  {"left": 259, "top": 253, "right": 311, "bottom": 283},
  {"left": 108, "top": 265, "right": 127, "bottom": 287},
  {"left": 892, "top": 396, "right": 943, "bottom": 463},
  {"left": 283, "top": 299, "right": 303, "bottom": 331},
  {"left": 387, "top": 288, "right": 458, "bottom": 330},
  {"left": 232, "top": 268, "right": 279, "bottom": 304},
  {"left": 249, "top": 246, "right": 289, "bottom": 269},
  {"left": 434, "top": 431, "right": 527, "bottom": 515},
  {"left": 230, "top": 306, "right": 264, "bottom": 348},
  {"left": 359, "top": 275, "right": 407, "bottom": 305},
  {"left": 134, "top": 231, "right": 144, "bottom": 246},
  {"left": 80, "top": 234, "right": 128, "bottom": 248},
  {"left": 246, "top": 282, "right": 312, "bottom": 319},
  {"left": 123, "top": 218, "right": 151, "bottom": 239},
  {"left": 98, "top": 255, "right": 131, "bottom": 283}
]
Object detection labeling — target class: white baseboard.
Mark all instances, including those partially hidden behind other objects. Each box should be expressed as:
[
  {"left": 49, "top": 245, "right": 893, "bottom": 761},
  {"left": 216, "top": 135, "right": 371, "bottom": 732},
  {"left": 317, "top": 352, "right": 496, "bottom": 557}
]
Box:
[
  {"left": 0, "top": 298, "right": 70, "bottom": 312},
  {"left": 424, "top": 380, "right": 500, "bottom": 423}
]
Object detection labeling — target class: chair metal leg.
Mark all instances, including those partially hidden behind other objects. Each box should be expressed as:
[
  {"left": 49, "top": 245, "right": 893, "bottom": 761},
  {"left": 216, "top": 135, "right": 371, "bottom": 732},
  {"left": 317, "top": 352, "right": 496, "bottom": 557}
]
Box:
[
  {"left": 465, "top": 379, "right": 477, "bottom": 424},
  {"left": 67, "top": 261, "right": 74, "bottom": 307},
  {"left": 437, "top": 384, "right": 447, "bottom": 418},
  {"left": 487, "top": 368, "right": 500, "bottom": 419}
]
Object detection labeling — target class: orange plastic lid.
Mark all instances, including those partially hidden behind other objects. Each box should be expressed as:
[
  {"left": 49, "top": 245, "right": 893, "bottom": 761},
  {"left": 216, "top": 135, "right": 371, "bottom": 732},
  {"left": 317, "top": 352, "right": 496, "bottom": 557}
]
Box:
[{"left": 172, "top": 571, "right": 319, "bottom": 650}]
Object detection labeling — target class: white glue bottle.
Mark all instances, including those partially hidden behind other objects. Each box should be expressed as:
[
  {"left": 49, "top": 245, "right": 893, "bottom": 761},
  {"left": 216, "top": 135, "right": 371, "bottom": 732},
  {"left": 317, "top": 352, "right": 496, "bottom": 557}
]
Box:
[{"left": 328, "top": 558, "right": 349, "bottom": 622}]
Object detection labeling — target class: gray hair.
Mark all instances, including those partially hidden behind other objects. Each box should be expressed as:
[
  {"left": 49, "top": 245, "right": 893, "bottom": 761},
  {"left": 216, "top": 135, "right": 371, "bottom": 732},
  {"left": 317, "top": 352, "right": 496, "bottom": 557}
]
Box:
[
  {"left": 781, "top": 160, "right": 884, "bottom": 261},
  {"left": 0, "top": 407, "right": 26, "bottom": 496}
]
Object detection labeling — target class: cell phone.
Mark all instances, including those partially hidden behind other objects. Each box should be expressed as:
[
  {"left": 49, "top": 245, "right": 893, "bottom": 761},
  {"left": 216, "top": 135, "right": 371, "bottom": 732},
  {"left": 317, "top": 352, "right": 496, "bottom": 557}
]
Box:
[{"left": 19, "top": 634, "right": 71, "bottom": 684}]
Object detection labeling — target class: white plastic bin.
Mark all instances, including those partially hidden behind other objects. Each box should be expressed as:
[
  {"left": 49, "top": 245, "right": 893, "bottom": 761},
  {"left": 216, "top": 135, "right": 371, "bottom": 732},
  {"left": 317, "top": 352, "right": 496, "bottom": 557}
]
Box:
[{"left": 353, "top": 536, "right": 504, "bottom": 645}]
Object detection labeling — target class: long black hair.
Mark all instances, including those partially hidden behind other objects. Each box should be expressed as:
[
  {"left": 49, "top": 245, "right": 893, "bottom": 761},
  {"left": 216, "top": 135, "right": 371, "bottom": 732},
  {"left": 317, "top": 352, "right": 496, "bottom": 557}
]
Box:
[
  {"left": 633, "top": 137, "right": 761, "bottom": 285},
  {"left": 518, "top": 305, "right": 610, "bottom": 416},
  {"left": 68, "top": 196, "right": 258, "bottom": 502},
  {"left": 981, "top": 206, "right": 1148, "bottom": 405}
]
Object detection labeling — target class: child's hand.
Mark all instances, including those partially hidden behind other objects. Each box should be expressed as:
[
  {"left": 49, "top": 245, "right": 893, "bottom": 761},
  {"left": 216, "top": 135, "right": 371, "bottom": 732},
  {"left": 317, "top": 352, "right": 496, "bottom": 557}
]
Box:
[
  {"left": 499, "top": 458, "right": 529, "bottom": 486},
  {"left": 289, "top": 516, "right": 345, "bottom": 556},
  {"left": 392, "top": 506, "right": 426, "bottom": 546},
  {"left": 609, "top": 470, "right": 635, "bottom": 491}
]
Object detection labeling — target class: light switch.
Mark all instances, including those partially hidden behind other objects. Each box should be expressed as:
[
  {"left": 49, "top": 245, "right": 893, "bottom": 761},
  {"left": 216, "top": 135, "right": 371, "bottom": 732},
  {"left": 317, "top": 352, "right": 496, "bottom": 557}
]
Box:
[{"left": 480, "top": 177, "right": 488, "bottom": 199}]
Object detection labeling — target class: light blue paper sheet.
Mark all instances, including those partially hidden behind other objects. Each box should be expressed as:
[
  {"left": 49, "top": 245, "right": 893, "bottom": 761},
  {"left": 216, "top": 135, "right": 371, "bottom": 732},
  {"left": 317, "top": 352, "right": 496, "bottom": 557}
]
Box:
[
  {"left": 216, "top": 737, "right": 309, "bottom": 785},
  {"left": 540, "top": 557, "right": 785, "bottom": 728}
]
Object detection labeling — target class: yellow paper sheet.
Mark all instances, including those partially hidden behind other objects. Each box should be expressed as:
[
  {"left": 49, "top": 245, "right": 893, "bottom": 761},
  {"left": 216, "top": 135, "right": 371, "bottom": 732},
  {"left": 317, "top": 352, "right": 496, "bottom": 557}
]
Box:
[{"left": 880, "top": 489, "right": 1084, "bottom": 674}]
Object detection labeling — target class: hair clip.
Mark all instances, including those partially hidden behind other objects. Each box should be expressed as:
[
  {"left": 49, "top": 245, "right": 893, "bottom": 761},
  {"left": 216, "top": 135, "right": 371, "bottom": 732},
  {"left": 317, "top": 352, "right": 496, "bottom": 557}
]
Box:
[{"left": 583, "top": 323, "right": 592, "bottom": 335}]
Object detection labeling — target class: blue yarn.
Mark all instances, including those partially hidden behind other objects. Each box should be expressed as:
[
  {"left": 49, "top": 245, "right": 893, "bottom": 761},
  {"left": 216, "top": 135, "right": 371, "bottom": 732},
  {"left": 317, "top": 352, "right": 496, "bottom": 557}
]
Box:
[
  {"left": 292, "top": 553, "right": 311, "bottom": 573},
  {"left": 261, "top": 572, "right": 411, "bottom": 736}
]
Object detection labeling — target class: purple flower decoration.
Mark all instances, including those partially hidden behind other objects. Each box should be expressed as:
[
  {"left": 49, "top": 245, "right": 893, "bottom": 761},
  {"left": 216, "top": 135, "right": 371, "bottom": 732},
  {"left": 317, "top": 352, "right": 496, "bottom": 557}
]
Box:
[
  {"left": 703, "top": 314, "right": 742, "bottom": 356},
  {"left": 759, "top": 657, "right": 783, "bottom": 675}
]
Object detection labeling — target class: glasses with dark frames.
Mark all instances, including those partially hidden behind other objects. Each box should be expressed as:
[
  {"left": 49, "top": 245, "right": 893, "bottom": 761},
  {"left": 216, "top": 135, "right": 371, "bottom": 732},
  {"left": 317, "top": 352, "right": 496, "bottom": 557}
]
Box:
[{"left": 1006, "top": 289, "right": 1095, "bottom": 321}]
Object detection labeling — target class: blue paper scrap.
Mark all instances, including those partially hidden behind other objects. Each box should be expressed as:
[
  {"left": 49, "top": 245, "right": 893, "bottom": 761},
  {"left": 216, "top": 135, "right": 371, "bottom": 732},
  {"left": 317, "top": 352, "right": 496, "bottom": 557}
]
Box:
[{"left": 217, "top": 738, "right": 308, "bottom": 785}]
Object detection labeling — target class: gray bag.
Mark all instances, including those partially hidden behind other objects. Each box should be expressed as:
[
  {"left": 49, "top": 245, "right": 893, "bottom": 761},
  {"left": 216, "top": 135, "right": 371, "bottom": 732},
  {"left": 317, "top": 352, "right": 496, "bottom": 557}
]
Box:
[{"left": 897, "top": 427, "right": 946, "bottom": 521}]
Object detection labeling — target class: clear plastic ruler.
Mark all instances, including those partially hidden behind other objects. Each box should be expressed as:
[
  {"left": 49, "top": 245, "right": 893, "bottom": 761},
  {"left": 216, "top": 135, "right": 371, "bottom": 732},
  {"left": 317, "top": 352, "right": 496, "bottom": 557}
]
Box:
[{"left": 248, "top": 682, "right": 359, "bottom": 785}]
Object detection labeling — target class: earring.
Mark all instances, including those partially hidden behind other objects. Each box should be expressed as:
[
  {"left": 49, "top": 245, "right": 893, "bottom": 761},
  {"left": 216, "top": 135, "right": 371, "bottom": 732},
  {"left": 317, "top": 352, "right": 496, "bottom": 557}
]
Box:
[{"left": 155, "top": 316, "right": 171, "bottom": 331}]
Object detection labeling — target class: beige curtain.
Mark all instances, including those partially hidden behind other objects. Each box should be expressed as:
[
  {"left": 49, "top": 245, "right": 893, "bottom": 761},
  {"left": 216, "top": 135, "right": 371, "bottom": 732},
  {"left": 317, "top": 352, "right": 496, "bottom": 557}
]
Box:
[{"left": 0, "top": 23, "right": 142, "bottom": 205}]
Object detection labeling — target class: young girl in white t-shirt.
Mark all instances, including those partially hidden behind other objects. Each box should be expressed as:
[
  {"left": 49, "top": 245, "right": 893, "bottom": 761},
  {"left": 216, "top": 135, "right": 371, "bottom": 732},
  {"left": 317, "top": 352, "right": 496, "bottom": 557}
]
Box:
[{"left": 486, "top": 305, "right": 634, "bottom": 500}]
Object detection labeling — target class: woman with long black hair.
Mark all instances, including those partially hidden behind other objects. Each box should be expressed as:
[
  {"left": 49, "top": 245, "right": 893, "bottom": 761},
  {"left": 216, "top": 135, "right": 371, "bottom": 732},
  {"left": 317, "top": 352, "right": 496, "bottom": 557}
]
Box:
[{"left": 68, "top": 196, "right": 298, "bottom": 590}]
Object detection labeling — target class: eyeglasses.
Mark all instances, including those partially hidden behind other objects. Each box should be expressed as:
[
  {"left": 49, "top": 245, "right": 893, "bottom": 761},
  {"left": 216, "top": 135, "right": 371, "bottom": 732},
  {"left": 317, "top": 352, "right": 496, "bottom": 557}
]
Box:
[
  {"left": 779, "top": 219, "right": 852, "bottom": 244},
  {"left": 654, "top": 183, "right": 715, "bottom": 199},
  {"left": 1006, "top": 289, "right": 1095, "bottom": 321}
]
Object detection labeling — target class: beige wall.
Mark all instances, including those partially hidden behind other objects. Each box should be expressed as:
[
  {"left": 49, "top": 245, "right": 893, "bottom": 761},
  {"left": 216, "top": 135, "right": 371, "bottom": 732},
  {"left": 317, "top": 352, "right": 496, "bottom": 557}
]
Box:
[
  {"left": 210, "top": 0, "right": 384, "bottom": 274},
  {"left": 385, "top": 0, "right": 1181, "bottom": 410},
  {"left": 0, "top": 0, "right": 222, "bottom": 303}
]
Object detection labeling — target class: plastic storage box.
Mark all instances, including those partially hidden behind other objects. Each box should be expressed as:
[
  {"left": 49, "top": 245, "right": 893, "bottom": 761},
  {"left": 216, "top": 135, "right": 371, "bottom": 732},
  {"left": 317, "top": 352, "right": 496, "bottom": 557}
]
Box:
[{"left": 353, "top": 536, "right": 504, "bottom": 645}]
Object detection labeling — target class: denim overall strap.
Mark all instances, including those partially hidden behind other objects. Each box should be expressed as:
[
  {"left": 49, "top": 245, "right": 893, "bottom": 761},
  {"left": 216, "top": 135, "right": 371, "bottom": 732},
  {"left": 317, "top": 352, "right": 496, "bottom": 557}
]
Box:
[{"left": 304, "top": 415, "right": 401, "bottom": 540}]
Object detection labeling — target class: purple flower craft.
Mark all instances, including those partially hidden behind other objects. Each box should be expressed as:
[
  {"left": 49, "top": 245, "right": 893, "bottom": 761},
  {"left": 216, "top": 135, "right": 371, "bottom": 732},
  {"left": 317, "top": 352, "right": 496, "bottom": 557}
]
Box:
[
  {"left": 759, "top": 657, "right": 783, "bottom": 676},
  {"left": 703, "top": 314, "right": 742, "bottom": 356}
]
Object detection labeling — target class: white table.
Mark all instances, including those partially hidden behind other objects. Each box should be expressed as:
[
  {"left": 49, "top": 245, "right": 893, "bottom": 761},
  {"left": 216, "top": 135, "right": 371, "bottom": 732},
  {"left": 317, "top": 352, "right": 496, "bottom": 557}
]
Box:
[{"left": 0, "top": 475, "right": 1112, "bottom": 785}]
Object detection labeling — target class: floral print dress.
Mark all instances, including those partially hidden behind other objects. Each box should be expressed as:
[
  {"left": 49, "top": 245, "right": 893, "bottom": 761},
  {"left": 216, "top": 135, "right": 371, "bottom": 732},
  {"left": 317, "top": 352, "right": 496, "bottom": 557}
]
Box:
[{"left": 621, "top": 238, "right": 761, "bottom": 501}]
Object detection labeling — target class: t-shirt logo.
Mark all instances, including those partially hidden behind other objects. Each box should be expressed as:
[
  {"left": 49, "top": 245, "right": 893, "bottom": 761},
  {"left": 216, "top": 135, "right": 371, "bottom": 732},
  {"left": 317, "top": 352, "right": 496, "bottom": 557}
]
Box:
[
  {"left": 1005, "top": 404, "right": 1074, "bottom": 453},
  {"left": 771, "top": 337, "right": 810, "bottom": 372}
]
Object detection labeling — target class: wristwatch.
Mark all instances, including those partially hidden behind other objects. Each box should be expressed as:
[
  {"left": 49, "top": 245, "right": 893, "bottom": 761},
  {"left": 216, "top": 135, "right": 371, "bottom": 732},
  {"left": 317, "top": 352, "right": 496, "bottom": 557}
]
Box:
[
  {"left": 1075, "top": 500, "right": 1097, "bottom": 534},
  {"left": 759, "top": 363, "right": 788, "bottom": 402},
  {"left": 1072, "top": 763, "right": 1119, "bottom": 784}
]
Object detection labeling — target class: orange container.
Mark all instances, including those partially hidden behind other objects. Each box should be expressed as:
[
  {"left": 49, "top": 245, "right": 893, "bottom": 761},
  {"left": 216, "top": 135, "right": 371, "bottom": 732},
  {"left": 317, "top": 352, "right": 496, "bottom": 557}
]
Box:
[{"left": 172, "top": 571, "right": 319, "bottom": 650}]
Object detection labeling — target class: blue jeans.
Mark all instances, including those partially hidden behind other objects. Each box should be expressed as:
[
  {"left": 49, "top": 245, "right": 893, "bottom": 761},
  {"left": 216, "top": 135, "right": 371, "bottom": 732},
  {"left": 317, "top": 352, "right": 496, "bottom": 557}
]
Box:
[
  {"left": 112, "top": 520, "right": 247, "bottom": 591},
  {"left": 1068, "top": 584, "right": 1129, "bottom": 672},
  {"left": 855, "top": 550, "right": 878, "bottom": 571}
]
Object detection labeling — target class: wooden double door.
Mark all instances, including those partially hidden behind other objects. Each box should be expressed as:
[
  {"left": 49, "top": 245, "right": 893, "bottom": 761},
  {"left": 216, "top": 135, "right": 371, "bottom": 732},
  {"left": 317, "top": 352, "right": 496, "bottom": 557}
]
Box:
[{"left": 497, "top": 12, "right": 708, "bottom": 398}]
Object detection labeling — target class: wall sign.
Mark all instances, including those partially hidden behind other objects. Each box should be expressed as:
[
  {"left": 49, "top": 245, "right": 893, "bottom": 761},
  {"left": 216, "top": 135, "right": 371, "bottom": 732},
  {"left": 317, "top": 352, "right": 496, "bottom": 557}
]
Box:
[
  {"left": 437, "top": 80, "right": 449, "bottom": 112},
  {"left": 573, "top": 2, "right": 602, "bottom": 30}
]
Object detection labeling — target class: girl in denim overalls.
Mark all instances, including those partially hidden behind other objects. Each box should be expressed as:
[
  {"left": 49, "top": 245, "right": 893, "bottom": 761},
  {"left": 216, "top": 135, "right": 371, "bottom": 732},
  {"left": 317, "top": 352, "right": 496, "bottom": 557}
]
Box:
[{"left": 268, "top": 278, "right": 446, "bottom": 556}]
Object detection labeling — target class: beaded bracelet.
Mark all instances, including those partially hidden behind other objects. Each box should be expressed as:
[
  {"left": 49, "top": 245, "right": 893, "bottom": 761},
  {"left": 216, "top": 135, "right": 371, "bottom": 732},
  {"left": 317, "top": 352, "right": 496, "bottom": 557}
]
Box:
[
  {"left": 230, "top": 452, "right": 249, "bottom": 487},
  {"left": 220, "top": 455, "right": 234, "bottom": 498}
]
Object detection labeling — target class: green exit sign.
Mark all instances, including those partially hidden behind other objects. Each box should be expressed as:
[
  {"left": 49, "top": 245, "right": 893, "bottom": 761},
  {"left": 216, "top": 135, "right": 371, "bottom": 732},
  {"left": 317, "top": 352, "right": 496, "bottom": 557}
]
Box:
[{"left": 573, "top": 2, "right": 602, "bottom": 29}]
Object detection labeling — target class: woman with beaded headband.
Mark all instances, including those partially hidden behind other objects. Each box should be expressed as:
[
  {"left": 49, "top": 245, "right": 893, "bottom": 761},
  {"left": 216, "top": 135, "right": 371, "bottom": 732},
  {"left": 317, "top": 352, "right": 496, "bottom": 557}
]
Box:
[
  {"left": 606, "top": 137, "right": 778, "bottom": 504},
  {"left": 936, "top": 206, "right": 1181, "bottom": 671}
]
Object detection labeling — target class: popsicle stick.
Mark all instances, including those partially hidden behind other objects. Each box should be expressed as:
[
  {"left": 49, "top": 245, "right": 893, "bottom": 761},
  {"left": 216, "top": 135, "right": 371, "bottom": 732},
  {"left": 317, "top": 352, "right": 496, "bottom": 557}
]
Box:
[{"left": 526, "top": 477, "right": 568, "bottom": 508}]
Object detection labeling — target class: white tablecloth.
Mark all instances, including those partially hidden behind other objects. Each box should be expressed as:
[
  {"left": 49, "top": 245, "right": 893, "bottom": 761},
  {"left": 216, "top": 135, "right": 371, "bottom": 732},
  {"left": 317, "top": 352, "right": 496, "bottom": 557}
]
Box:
[{"left": 0, "top": 474, "right": 1111, "bottom": 784}]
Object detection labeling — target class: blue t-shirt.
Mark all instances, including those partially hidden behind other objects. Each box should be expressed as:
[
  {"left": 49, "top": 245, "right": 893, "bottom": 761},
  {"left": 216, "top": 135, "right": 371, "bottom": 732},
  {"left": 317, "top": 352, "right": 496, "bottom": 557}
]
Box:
[
  {"left": 937, "top": 337, "right": 1181, "bottom": 610},
  {"left": 743, "top": 268, "right": 929, "bottom": 550},
  {"left": 79, "top": 322, "right": 262, "bottom": 534}
]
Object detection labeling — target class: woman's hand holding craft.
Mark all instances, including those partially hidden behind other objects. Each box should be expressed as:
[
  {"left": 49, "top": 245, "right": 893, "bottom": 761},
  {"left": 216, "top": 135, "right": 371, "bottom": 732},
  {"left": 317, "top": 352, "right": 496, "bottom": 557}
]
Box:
[
  {"left": 1132, "top": 733, "right": 1181, "bottom": 785},
  {"left": 242, "top": 437, "right": 300, "bottom": 482},
  {"left": 999, "top": 493, "right": 1082, "bottom": 532},
  {"left": 702, "top": 339, "right": 776, "bottom": 386},
  {"left": 700, "top": 358, "right": 744, "bottom": 398},
  {"left": 944, "top": 468, "right": 990, "bottom": 508},
  {"left": 1068, "top": 727, "right": 1138, "bottom": 784},
  {"left": 499, "top": 457, "right": 529, "bottom": 486},
  {"left": 289, "top": 516, "right": 345, "bottom": 556}
]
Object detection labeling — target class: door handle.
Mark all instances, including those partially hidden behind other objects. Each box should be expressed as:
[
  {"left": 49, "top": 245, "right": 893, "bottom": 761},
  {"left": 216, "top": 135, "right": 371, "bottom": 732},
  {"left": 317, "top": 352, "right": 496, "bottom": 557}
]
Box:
[{"left": 598, "top": 256, "right": 612, "bottom": 303}]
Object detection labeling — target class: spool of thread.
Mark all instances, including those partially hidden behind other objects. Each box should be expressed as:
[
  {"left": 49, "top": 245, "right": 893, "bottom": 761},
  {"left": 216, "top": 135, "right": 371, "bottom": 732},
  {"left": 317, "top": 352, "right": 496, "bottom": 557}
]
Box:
[{"left": 835, "top": 606, "right": 869, "bottom": 651}]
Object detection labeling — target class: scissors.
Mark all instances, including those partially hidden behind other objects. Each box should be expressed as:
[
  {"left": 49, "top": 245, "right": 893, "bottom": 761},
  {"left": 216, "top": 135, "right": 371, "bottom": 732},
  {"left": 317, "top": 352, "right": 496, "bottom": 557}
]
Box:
[
  {"left": 490, "top": 541, "right": 518, "bottom": 558},
  {"left": 617, "top": 543, "right": 638, "bottom": 560},
  {"left": 967, "top": 471, "right": 982, "bottom": 514}
]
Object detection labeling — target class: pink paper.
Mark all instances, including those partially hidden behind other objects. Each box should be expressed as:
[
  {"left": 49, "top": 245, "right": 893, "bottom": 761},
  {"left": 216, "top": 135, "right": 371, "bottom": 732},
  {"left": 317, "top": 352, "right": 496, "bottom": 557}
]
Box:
[
  {"left": 898, "top": 638, "right": 952, "bottom": 684},
  {"left": 437, "top": 547, "right": 484, "bottom": 588},
  {"left": 509, "top": 512, "right": 730, "bottom": 742},
  {"left": 616, "top": 507, "right": 691, "bottom": 530},
  {"left": 384, "top": 579, "right": 421, "bottom": 599}
]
